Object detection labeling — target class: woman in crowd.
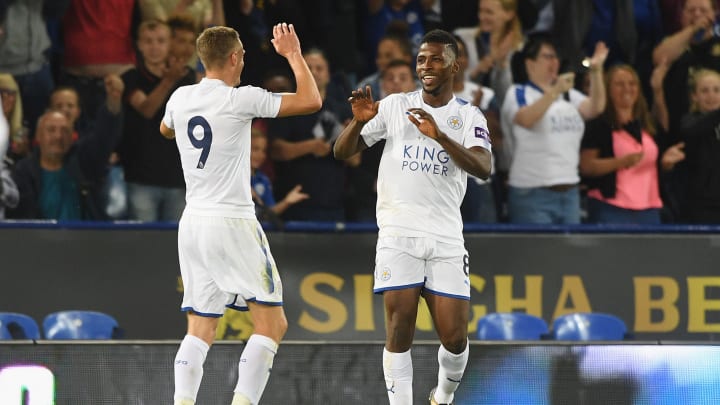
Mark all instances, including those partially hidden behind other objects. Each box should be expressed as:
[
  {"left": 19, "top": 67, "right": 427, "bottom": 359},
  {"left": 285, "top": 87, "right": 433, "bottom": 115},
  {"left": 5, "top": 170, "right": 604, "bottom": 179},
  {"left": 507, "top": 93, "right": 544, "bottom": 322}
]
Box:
[
  {"left": 676, "top": 68, "right": 720, "bottom": 223},
  {"left": 580, "top": 65, "right": 685, "bottom": 224},
  {"left": 501, "top": 34, "right": 607, "bottom": 224}
]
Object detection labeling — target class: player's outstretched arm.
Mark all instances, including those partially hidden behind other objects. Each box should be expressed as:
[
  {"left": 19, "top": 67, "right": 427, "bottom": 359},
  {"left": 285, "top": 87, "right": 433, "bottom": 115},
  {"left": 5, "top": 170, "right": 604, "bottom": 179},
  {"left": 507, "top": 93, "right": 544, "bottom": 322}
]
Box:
[
  {"left": 272, "top": 23, "right": 322, "bottom": 117},
  {"left": 334, "top": 86, "right": 377, "bottom": 160}
]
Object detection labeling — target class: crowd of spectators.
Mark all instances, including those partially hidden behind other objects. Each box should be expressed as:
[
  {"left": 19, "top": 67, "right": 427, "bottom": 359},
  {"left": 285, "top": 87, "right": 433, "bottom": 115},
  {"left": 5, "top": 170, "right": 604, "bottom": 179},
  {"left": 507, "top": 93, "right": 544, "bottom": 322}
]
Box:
[{"left": 1, "top": 0, "right": 719, "bottom": 225}]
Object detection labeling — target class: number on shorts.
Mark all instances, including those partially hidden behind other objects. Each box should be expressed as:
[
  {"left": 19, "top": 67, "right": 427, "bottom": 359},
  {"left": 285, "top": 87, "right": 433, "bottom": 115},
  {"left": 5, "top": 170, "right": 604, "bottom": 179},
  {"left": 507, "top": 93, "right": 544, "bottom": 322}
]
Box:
[
  {"left": 462, "top": 254, "right": 470, "bottom": 276},
  {"left": 187, "top": 116, "right": 212, "bottom": 169}
]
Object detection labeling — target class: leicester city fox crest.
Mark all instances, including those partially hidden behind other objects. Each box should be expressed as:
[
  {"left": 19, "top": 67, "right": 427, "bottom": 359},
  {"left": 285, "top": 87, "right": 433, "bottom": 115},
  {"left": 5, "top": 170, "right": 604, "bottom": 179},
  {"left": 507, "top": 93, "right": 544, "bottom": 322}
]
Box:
[{"left": 447, "top": 115, "right": 463, "bottom": 130}]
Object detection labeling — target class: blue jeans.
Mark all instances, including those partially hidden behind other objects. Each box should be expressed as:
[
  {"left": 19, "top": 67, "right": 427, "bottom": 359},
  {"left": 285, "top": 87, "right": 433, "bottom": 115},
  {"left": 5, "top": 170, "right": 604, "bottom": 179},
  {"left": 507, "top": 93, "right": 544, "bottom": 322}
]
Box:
[
  {"left": 587, "top": 198, "right": 661, "bottom": 225},
  {"left": 461, "top": 180, "right": 497, "bottom": 223},
  {"left": 126, "top": 182, "right": 185, "bottom": 222},
  {"left": 508, "top": 185, "right": 580, "bottom": 224}
]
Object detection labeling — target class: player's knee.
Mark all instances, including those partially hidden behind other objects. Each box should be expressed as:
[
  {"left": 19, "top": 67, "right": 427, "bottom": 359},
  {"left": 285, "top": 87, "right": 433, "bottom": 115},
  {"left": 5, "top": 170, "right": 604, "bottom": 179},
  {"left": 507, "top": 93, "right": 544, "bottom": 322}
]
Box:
[{"left": 440, "top": 334, "right": 467, "bottom": 354}]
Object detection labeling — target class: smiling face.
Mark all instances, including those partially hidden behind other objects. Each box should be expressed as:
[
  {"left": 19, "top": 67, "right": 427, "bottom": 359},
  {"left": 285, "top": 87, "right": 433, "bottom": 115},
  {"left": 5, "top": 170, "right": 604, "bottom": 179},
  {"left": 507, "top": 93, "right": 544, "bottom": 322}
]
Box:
[
  {"left": 416, "top": 42, "right": 458, "bottom": 98},
  {"left": 692, "top": 70, "right": 720, "bottom": 112},
  {"left": 608, "top": 67, "right": 640, "bottom": 112}
]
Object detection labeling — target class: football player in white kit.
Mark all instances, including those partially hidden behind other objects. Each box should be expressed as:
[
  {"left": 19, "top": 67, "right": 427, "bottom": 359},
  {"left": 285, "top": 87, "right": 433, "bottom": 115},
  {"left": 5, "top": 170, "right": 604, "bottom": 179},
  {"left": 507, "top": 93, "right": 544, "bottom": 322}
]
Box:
[
  {"left": 160, "top": 24, "right": 321, "bottom": 405},
  {"left": 334, "top": 30, "right": 493, "bottom": 405}
]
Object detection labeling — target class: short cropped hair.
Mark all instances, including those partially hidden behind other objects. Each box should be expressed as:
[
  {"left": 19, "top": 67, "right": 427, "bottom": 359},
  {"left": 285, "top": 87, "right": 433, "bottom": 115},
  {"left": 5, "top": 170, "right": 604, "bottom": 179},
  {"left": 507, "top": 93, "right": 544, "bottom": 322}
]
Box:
[
  {"left": 421, "top": 29, "right": 459, "bottom": 62},
  {"left": 167, "top": 12, "right": 198, "bottom": 35},
  {"left": 196, "top": 26, "right": 241, "bottom": 70}
]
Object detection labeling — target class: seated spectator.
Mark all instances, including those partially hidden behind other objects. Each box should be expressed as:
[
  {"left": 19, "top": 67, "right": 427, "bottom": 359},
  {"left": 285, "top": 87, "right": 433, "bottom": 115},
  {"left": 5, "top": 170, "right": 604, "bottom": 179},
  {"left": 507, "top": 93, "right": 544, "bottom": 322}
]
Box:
[
  {"left": 500, "top": 34, "right": 607, "bottom": 224},
  {"left": 653, "top": 0, "right": 720, "bottom": 136},
  {"left": 676, "top": 69, "right": 720, "bottom": 223},
  {"left": 454, "top": 34, "right": 501, "bottom": 223},
  {"left": 357, "top": 32, "right": 415, "bottom": 99},
  {"left": 268, "top": 48, "right": 357, "bottom": 221},
  {"left": 118, "top": 19, "right": 196, "bottom": 222},
  {"left": 0, "top": 74, "right": 29, "bottom": 162},
  {"left": 8, "top": 75, "right": 124, "bottom": 220},
  {"left": 580, "top": 65, "right": 685, "bottom": 225},
  {"left": 250, "top": 129, "right": 308, "bottom": 222},
  {"left": 0, "top": 96, "right": 19, "bottom": 218},
  {"left": 454, "top": 0, "right": 523, "bottom": 107}
]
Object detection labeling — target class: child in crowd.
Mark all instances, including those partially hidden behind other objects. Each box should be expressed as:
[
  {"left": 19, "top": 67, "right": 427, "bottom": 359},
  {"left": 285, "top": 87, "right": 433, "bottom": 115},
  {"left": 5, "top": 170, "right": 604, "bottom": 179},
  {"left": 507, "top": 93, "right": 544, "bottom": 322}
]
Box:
[{"left": 250, "top": 129, "right": 308, "bottom": 219}]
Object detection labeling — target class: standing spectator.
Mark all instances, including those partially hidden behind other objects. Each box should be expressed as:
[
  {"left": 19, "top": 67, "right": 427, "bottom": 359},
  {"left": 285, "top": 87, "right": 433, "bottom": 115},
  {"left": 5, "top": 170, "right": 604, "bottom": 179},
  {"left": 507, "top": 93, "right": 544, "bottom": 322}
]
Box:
[
  {"left": 0, "top": 94, "right": 19, "bottom": 218},
  {"left": 500, "top": 35, "right": 607, "bottom": 224},
  {"left": 0, "top": 0, "right": 69, "bottom": 138},
  {"left": 653, "top": 0, "right": 720, "bottom": 137},
  {"left": 118, "top": 19, "right": 196, "bottom": 222},
  {"left": 268, "top": 48, "right": 355, "bottom": 221},
  {"left": 454, "top": 0, "right": 523, "bottom": 107},
  {"left": 676, "top": 69, "right": 720, "bottom": 223},
  {"left": 138, "top": 0, "right": 225, "bottom": 29},
  {"left": 8, "top": 76, "right": 124, "bottom": 220},
  {"left": 0, "top": 74, "right": 29, "bottom": 162},
  {"left": 580, "top": 65, "right": 685, "bottom": 224},
  {"left": 334, "top": 30, "right": 492, "bottom": 405},
  {"left": 61, "top": 0, "right": 137, "bottom": 132}
]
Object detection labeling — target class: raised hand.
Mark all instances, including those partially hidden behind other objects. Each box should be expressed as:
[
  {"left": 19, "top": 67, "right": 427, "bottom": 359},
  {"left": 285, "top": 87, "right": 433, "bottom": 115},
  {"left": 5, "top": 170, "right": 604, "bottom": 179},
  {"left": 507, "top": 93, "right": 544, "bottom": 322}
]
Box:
[
  {"left": 271, "top": 23, "right": 301, "bottom": 59},
  {"left": 349, "top": 86, "right": 379, "bottom": 124},
  {"left": 588, "top": 41, "right": 609, "bottom": 69}
]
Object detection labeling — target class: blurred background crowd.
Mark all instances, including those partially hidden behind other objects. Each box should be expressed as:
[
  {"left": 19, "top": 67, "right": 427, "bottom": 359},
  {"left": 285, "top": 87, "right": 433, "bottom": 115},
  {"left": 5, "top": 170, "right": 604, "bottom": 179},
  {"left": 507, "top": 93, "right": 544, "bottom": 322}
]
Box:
[{"left": 1, "top": 0, "right": 719, "bottom": 226}]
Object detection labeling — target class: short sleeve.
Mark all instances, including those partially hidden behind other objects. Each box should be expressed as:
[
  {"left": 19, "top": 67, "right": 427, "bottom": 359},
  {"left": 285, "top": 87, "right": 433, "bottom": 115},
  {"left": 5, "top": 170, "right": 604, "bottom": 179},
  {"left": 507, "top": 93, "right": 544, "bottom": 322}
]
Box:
[
  {"left": 360, "top": 99, "right": 388, "bottom": 147},
  {"left": 463, "top": 106, "right": 492, "bottom": 152},
  {"left": 162, "top": 92, "right": 176, "bottom": 130},
  {"left": 231, "top": 86, "right": 282, "bottom": 120},
  {"left": 568, "top": 88, "right": 588, "bottom": 109}
]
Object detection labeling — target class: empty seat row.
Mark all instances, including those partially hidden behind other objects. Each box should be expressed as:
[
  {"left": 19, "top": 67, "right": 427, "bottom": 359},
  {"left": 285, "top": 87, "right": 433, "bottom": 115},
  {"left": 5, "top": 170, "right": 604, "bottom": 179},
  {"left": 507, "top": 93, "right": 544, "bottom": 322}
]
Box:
[
  {"left": 0, "top": 311, "right": 122, "bottom": 340},
  {"left": 476, "top": 312, "right": 630, "bottom": 341}
]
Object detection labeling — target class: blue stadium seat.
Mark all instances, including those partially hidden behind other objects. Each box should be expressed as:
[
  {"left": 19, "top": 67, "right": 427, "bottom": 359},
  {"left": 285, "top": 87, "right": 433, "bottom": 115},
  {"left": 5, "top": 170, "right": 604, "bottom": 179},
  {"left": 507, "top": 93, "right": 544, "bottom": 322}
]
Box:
[
  {"left": 476, "top": 312, "right": 549, "bottom": 340},
  {"left": 0, "top": 312, "right": 41, "bottom": 339},
  {"left": 43, "top": 310, "right": 121, "bottom": 339},
  {"left": 551, "top": 312, "right": 628, "bottom": 341}
]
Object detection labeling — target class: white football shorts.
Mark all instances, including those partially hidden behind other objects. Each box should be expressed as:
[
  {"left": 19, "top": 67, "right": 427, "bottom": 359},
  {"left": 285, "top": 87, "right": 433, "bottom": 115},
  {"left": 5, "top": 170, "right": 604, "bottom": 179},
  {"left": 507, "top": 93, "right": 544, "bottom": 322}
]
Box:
[
  {"left": 178, "top": 213, "right": 283, "bottom": 316},
  {"left": 373, "top": 236, "right": 470, "bottom": 300}
]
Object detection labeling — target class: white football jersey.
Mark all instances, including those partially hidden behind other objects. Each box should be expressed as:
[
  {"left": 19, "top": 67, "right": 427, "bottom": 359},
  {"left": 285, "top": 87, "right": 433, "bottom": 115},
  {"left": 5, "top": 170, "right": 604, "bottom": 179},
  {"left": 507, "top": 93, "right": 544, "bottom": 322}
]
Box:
[
  {"left": 163, "top": 78, "right": 282, "bottom": 218},
  {"left": 501, "top": 83, "right": 586, "bottom": 188},
  {"left": 361, "top": 91, "right": 492, "bottom": 245}
]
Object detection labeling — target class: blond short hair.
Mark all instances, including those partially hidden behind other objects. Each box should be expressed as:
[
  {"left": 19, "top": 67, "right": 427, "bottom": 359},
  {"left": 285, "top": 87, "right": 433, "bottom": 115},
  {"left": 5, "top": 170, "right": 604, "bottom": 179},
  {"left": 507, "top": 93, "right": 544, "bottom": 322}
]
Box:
[{"left": 196, "top": 26, "right": 241, "bottom": 70}]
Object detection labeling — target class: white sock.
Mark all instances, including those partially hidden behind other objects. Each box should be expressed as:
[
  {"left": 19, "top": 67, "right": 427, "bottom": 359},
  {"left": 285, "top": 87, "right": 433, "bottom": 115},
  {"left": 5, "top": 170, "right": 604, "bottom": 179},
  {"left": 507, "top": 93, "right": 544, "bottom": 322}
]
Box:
[
  {"left": 233, "top": 334, "right": 279, "bottom": 404},
  {"left": 174, "top": 334, "right": 210, "bottom": 404},
  {"left": 383, "top": 347, "right": 413, "bottom": 405},
  {"left": 434, "top": 342, "right": 469, "bottom": 404}
]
